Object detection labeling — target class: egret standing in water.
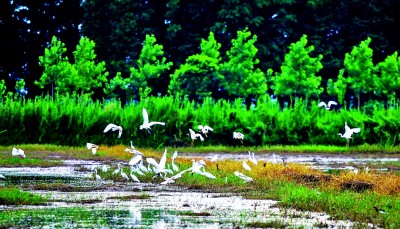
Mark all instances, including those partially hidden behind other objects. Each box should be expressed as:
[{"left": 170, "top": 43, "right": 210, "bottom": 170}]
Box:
[
  {"left": 103, "top": 123, "right": 123, "bottom": 138},
  {"left": 139, "top": 108, "right": 165, "bottom": 134},
  {"left": 338, "top": 122, "right": 361, "bottom": 147}
]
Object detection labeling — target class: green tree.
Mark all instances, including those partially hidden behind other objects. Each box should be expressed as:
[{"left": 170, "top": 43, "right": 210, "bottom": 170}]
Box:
[
  {"left": 219, "top": 28, "right": 267, "bottom": 101},
  {"left": 375, "top": 51, "right": 400, "bottom": 106},
  {"left": 327, "top": 70, "right": 347, "bottom": 104},
  {"left": 169, "top": 32, "right": 222, "bottom": 101},
  {"left": 104, "top": 72, "right": 124, "bottom": 99},
  {"left": 70, "top": 37, "right": 109, "bottom": 94},
  {"left": 271, "top": 35, "right": 323, "bottom": 104},
  {"left": 342, "top": 37, "right": 376, "bottom": 108},
  {"left": 15, "top": 79, "right": 26, "bottom": 98},
  {"left": 35, "top": 36, "right": 70, "bottom": 98},
  {"left": 126, "top": 34, "right": 172, "bottom": 100}
]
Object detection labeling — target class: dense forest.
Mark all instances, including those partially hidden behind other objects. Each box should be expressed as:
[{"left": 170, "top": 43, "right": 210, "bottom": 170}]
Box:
[{"left": 2, "top": 0, "right": 400, "bottom": 146}]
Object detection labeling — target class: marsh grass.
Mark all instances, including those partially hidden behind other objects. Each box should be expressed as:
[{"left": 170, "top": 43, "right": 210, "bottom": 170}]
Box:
[
  {"left": 0, "top": 157, "right": 62, "bottom": 167},
  {"left": 0, "top": 187, "right": 47, "bottom": 205}
]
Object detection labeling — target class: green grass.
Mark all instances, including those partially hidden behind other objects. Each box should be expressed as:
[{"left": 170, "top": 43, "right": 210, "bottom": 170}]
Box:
[
  {"left": 0, "top": 157, "right": 62, "bottom": 167},
  {"left": 0, "top": 188, "right": 47, "bottom": 205}
]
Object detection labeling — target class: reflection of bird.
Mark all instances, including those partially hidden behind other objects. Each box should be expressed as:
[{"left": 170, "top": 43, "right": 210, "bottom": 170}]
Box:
[
  {"left": 189, "top": 129, "right": 204, "bottom": 145},
  {"left": 12, "top": 148, "right": 26, "bottom": 158},
  {"left": 233, "top": 132, "right": 244, "bottom": 144},
  {"left": 139, "top": 108, "right": 165, "bottom": 133},
  {"left": 338, "top": 122, "right": 361, "bottom": 147},
  {"left": 86, "top": 143, "right": 99, "bottom": 155},
  {"left": 198, "top": 125, "right": 213, "bottom": 137},
  {"left": 104, "top": 123, "right": 123, "bottom": 138},
  {"left": 318, "top": 101, "right": 338, "bottom": 110}
]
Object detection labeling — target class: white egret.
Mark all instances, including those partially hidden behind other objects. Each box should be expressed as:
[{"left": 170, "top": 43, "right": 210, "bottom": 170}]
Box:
[
  {"left": 103, "top": 123, "right": 123, "bottom": 138},
  {"left": 234, "top": 171, "right": 253, "bottom": 183},
  {"left": 129, "top": 154, "right": 143, "bottom": 166},
  {"left": 129, "top": 170, "right": 141, "bottom": 183},
  {"left": 318, "top": 101, "right": 338, "bottom": 110},
  {"left": 120, "top": 168, "right": 130, "bottom": 181},
  {"left": 171, "top": 151, "right": 178, "bottom": 161},
  {"left": 198, "top": 125, "right": 213, "bottom": 137},
  {"left": 210, "top": 154, "right": 218, "bottom": 162},
  {"left": 146, "top": 149, "right": 168, "bottom": 178},
  {"left": 93, "top": 168, "right": 102, "bottom": 181},
  {"left": 233, "top": 132, "right": 244, "bottom": 144},
  {"left": 200, "top": 167, "right": 216, "bottom": 179},
  {"left": 242, "top": 161, "right": 251, "bottom": 171},
  {"left": 112, "top": 163, "right": 123, "bottom": 175},
  {"left": 271, "top": 153, "right": 278, "bottom": 164},
  {"left": 338, "top": 122, "right": 361, "bottom": 146},
  {"left": 170, "top": 150, "right": 179, "bottom": 172},
  {"left": 101, "top": 164, "right": 109, "bottom": 173},
  {"left": 86, "top": 143, "right": 99, "bottom": 155},
  {"left": 139, "top": 108, "right": 165, "bottom": 133},
  {"left": 189, "top": 129, "right": 204, "bottom": 145},
  {"left": 12, "top": 148, "right": 26, "bottom": 158},
  {"left": 248, "top": 151, "right": 258, "bottom": 165}
]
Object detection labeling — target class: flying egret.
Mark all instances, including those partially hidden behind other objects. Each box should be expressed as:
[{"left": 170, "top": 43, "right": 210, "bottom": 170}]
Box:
[
  {"left": 146, "top": 149, "right": 168, "bottom": 178},
  {"left": 234, "top": 171, "right": 253, "bottom": 183},
  {"left": 242, "top": 161, "right": 251, "bottom": 171},
  {"left": 318, "top": 101, "right": 338, "bottom": 110},
  {"left": 12, "top": 148, "right": 26, "bottom": 158},
  {"left": 338, "top": 122, "right": 361, "bottom": 147},
  {"left": 139, "top": 108, "right": 165, "bottom": 133},
  {"left": 233, "top": 132, "right": 244, "bottom": 144},
  {"left": 86, "top": 143, "right": 99, "bottom": 155},
  {"left": 198, "top": 125, "right": 213, "bottom": 137},
  {"left": 104, "top": 123, "right": 123, "bottom": 138},
  {"left": 189, "top": 129, "right": 204, "bottom": 145}
]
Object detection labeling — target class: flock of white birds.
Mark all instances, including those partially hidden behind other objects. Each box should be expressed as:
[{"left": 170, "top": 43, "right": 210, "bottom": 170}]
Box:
[{"left": 1, "top": 103, "right": 360, "bottom": 182}]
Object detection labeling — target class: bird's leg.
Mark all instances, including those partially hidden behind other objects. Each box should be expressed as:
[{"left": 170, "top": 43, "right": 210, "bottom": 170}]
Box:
[
  {"left": 346, "top": 139, "right": 349, "bottom": 147},
  {"left": 216, "top": 164, "right": 219, "bottom": 171},
  {"left": 147, "top": 129, "right": 151, "bottom": 135},
  {"left": 191, "top": 140, "right": 194, "bottom": 146}
]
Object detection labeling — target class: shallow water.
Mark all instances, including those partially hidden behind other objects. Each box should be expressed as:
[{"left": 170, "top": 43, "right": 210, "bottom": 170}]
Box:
[{"left": 0, "top": 152, "right": 394, "bottom": 228}]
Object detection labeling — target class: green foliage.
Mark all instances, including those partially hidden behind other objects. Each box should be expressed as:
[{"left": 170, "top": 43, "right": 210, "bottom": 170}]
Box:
[
  {"left": 169, "top": 32, "right": 222, "bottom": 101},
  {"left": 104, "top": 72, "right": 124, "bottom": 99},
  {"left": 327, "top": 69, "right": 347, "bottom": 104},
  {"left": 70, "top": 37, "right": 109, "bottom": 94},
  {"left": 36, "top": 36, "right": 108, "bottom": 96},
  {"left": 375, "top": 51, "right": 400, "bottom": 103},
  {"left": 219, "top": 28, "right": 267, "bottom": 99},
  {"left": 127, "top": 34, "right": 172, "bottom": 100},
  {"left": 271, "top": 34, "right": 323, "bottom": 103},
  {"left": 0, "top": 80, "right": 6, "bottom": 98},
  {"left": 342, "top": 37, "right": 376, "bottom": 108},
  {"left": 0, "top": 188, "right": 47, "bottom": 205},
  {"left": 36, "top": 36, "right": 70, "bottom": 97}
]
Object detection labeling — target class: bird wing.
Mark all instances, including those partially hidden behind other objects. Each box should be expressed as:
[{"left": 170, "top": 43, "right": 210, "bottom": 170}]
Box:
[
  {"left": 197, "top": 134, "right": 204, "bottom": 141},
  {"left": 142, "top": 108, "right": 149, "bottom": 125},
  {"left": 12, "top": 148, "right": 18, "bottom": 156},
  {"left": 159, "top": 149, "right": 167, "bottom": 169},
  {"left": 117, "top": 128, "right": 122, "bottom": 138},
  {"left": 204, "top": 126, "right": 213, "bottom": 132},
  {"left": 328, "top": 101, "right": 338, "bottom": 107},
  {"left": 148, "top": 121, "right": 165, "bottom": 127},
  {"left": 198, "top": 125, "right": 203, "bottom": 130},
  {"left": 318, "top": 101, "right": 327, "bottom": 107},
  {"left": 129, "top": 155, "right": 143, "bottom": 166},
  {"left": 189, "top": 129, "right": 195, "bottom": 139},
  {"left": 344, "top": 122, "right": 350, "bottom": 132},
  {"left": 104, "top": 123, "right": 117, "bottom": 133},
  {"left": 91, "top": 148, "right": 97, "bottom": 155},
  {"left": 351, "top": 128, "right": 361, "bottom": 134}
]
